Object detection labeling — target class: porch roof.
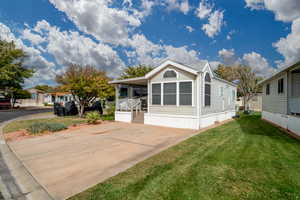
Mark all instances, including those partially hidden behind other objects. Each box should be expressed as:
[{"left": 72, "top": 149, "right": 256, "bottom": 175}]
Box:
[
  {"left": 109, "top": 76, "right": 147, "bottom": 86},
  {"left": 259, "top": 61, "right": 300, "bottom": 85}
]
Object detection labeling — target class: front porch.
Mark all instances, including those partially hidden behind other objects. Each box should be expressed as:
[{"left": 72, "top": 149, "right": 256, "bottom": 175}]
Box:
[{"left": 110, "top": 77, "right": 148, "bottom": 123}]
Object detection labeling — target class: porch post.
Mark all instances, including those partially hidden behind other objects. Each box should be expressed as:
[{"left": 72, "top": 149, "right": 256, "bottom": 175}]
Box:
[{"left": 115, "top": 85, "right": 119, "bottom": 111}]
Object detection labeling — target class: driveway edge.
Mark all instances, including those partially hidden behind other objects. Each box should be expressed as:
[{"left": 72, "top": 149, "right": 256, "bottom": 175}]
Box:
[{"left": 0, "top": 114, "right": 55, "bottom": 200}]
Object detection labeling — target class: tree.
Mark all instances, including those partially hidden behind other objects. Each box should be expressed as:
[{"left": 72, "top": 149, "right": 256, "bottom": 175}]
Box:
[
  {"left": 214, "top": 64, "right": 238, "bottom": 82},
  {"left": 119, "top": 65, "right": 153, "bottom": 79},
  {"left": 235, "top": 66, "right": 262, "bottom": 111},
  {"left": 7, "top": 89, "right": 31, "bottom": 108},
  {"left": 56, "top": 64, "right": 114, "bottom": 117},
  {"left": 35, "top": 85, "right": 54, "bottom": 93},
  {"left": 0, "top": 40, "right": 33, "bottom": 103}
]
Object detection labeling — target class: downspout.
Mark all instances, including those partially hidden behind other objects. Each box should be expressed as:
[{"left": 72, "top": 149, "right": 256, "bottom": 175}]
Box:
[{"left": 197, "top": 72, "right": 202, "bottom": 129}]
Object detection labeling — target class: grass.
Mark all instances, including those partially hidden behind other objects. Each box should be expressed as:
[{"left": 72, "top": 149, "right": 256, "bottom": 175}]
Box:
[
  {"left": 3, "top": 116, "right": 87, "bottom": 134},
  {"left": 3, "top": 113, "right": 114, "bottom": 134},
  {"left": 69, "top": 113, "right": 300, "bottom": 200}
]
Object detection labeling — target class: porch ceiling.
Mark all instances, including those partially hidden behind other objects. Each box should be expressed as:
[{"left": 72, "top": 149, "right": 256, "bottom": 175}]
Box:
[{"left": 109, "top": 77, "right": 147, "bottom": 86}]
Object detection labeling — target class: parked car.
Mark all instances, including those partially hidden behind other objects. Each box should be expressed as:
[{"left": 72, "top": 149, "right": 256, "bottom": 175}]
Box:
[{"left": 0, "top": 98, "right": 11, "bottom": 110}]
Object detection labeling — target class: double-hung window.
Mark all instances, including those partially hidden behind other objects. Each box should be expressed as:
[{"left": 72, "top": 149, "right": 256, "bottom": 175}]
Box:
[
  {"left": 179, "top": 82, "right": 192, "bottom": 105},
  {"left": 266, "top": 84, "right": 270, "bottom": 95},
  {"left": 204, "top": 73, "right": 211, "bottom": 106},
  {"left": 278, "top": 78, "right": 284, "bottom": 94},
  {"left": 163, "top": 82, "right": 177, "bottom": 105},
  {"left": 152, "top": 83, "right": 161, "bottom": 105}
]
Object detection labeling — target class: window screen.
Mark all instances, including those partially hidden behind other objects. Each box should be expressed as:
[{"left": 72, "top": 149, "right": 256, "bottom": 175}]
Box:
[
  {"left": 266, "top": 84, "right": 270, "bottom": 95},
  {"left": 205, "top": 84, "right": 211, "bottom": 106},
  {"left": 163, "top": 70, "right": 177, "bottom": 78},
  {"left": 163, "top": 82, "right": 177, "bottom": 105},
  {"left": 179, "top": 82, "right": 192, "bottom": 105},
  {"left": 152, "top": 84, "right": 161, "bottom": 105},
  {"left": 278, "top": 78, "right": 284, "bottom": 94}
]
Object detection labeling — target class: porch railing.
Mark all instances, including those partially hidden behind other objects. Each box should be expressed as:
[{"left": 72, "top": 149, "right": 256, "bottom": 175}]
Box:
[
  {"left": 289, "top": 96, "right": 300, "bottom": 114},
  {"left": 117, "top": 98, "right": 141, "bottom": 113}
]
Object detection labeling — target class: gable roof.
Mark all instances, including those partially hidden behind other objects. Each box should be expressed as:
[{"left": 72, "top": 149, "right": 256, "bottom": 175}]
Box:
[
  {"left": 145, "top": 59, "right": 208, "bottom": 79},
  {"left": 259, "top": 61, "right": 300, "bottom": 85}
]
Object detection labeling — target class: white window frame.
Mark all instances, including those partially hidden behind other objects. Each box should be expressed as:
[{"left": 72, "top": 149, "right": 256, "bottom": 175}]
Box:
[
  {"left": 203, "top": 72, "right": 211, "bottom": 107},
  {"left": 163, "top": 69, "right": 178, "bottom": 79},
  {"left": 151, "top": 80, "right": 194, "bottom": 107}
]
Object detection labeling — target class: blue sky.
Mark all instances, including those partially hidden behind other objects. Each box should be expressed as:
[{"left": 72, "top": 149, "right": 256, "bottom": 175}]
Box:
[{"left": 0, "top": 0, "right": 299, "bottom": 87}]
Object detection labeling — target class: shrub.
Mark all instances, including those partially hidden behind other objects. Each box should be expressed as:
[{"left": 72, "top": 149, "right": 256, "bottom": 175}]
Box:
[
  {"left": 86, "top": 111, "right": 101, "bottom": 124},
  {"left": 27, "top": 122, "right": 67, "bottom": 134},
  {"left": 106, "top": 104, "right": 115, "bottom": 116}
]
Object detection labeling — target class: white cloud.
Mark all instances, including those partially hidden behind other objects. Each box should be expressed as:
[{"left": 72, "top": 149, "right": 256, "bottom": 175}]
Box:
[
  {"left": 226, "top": 30, "right": 235, "bottom": 40},
  {"left": 242, "top": 52, "right": 275, "bottom": 77},
  {"left": 164, "top": 0, "right": 190, "bottom": 15},
  {"left": 163, "top": 45, "right": 202, "bottom": 66},
  {"left": 185, "top": 25, "right": 194, "bottom": 33},
  {"left": 245, "top": 0, "right": 300, "bottom": 22},
  {"left": 202, "top": 10, "right": 224, "bottom": 38},
  {"left": 273, "top": 18, "right": 300, "bottom": 67},
  {"left": 33, "top": 20, "right": 125, "bottom": 77},
  {"left": 245, "top": 0, "right": 300, "bottom": 68},
  {"left": 218, "top": 48, "right": 275, "bottom": 77},
  {"left": 196, "top": 0, "right": 213, "bottom": 19},
  {"left": 0, "top": 22, "right": 56, "bottom": 86},
  {"left": 22, "top": 29, "right": 45, "bottom": 45},
  {"left": 218, "top": 48, "right": 238, "bottom": 65},
  {"left": 245, "top": 0, "right": 264, "bottom": 10},
  {"left": 48, "top": 0, "right": 143, "bottom": 45}
]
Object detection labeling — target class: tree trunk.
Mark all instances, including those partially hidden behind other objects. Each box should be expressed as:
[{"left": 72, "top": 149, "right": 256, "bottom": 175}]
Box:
[
  {"left": 78, "top": 104, "right": 85, "bottom": 118},
  {"left": 243, "top": 96, "right": 247, "bottom": 111}
]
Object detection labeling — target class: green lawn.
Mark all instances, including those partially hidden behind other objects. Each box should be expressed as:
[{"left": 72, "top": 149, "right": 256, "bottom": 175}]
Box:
[
  {"left": 69, "top": 113, "right": 300, "bottom": 200},
  {"left": 3, "top": 116, "right": 87, "bottom": 133}
]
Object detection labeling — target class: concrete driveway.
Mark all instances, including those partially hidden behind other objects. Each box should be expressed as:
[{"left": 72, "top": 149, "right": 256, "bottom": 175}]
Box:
[{"left": 8, "top": 122, "right": 197, "bottom": 200}]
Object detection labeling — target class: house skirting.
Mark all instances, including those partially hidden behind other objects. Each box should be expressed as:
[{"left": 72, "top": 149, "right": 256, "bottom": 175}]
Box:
[
  {"left": 262, "top": 111, "right": 300, "bottom": 136},
  {"left": 115, "top": 111, "right": 132, "bottom": 123},
  {"left": 200, "top": 111, "right": 236, "bottom": 129},
  {"left": 144, "top": 113, "right": 199, "bottom": 129}
]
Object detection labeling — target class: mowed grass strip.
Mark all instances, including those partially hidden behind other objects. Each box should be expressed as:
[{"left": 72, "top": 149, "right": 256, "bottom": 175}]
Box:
[
  {"left": 69, "top": 113, "right": 300, "bottom": 200},
  {"left": 3, "top": 116, "right": 87, "bottom": 134}
]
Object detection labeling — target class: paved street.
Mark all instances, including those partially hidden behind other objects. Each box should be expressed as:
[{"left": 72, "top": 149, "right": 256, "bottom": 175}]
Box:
[
  {"left": 0, "top": 108, "right": 54, "bottom": 200},
  {"left": 0, "top": 108, "right": 53, "bottom": 123}
]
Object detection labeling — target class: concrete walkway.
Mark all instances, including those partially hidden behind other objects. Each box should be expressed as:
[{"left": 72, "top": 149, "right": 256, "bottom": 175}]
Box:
[
  {"left": 8, "top": 122, "right": 197, "bottom": 200},
  {"left": 0, "top": 114, "right": 55, "bottom": 200}
]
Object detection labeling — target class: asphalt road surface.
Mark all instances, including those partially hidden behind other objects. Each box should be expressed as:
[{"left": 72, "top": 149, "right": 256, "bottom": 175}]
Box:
[{"left": 0, "top": 108, "right": 53, "bottom": 123}]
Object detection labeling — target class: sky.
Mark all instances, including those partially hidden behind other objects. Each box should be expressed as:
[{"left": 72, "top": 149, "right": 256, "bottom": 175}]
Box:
[{"left": 0, "top": 0, "right": 299, "bottom": 87}]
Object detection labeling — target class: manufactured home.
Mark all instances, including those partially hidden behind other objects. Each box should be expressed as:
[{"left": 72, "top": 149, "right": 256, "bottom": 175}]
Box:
[
  {"left": 110, "top": 60, "right": 237, "bottom": 130},
  {"left": 260, "top": 61, "right": 300, "bottom": 136}
]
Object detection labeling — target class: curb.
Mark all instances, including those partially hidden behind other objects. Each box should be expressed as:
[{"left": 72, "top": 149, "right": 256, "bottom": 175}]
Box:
[{"left": 0, "top": 114, "right": 55, "bottom": 200}]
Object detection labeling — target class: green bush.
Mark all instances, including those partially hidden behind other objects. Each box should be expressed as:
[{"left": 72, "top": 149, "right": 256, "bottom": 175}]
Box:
[
  {"left": 106, "top": 103, "right": 115, "bottom": 116},
  {"left": 27, "top": 122, "right": 67, "bottom": 134},
  {"left": 86, "top": 111, "right": 101, "bottom": 124}
]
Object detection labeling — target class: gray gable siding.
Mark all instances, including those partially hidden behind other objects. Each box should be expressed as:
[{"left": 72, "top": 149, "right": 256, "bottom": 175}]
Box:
[
  {"left": 149, "top": 65, "right": 197, "bottom": 116},
  {"left": 262, "top": 73, "right": 288, "bottom": 115},
  {"left": 201, "top": 78, "right": 236, "bottom": 115}
]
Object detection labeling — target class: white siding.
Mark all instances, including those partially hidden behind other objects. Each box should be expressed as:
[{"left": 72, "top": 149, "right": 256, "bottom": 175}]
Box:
[
  {"left": 262, "top": 73, "right": 288, "bottom": 115},
  {"left": 148, "top": 65, "right": 197, "bottom": 116},
  {"left": 201, "top": 78, "right": 236, "bottom": 115}
]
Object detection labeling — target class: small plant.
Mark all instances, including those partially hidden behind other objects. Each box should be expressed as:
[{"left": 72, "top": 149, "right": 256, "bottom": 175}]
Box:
[
  {"left": 27, "top": 122, "right": 67, "bottom": 134},
  {"left": 106, "top": 104, "right": 115, "bottom": 116},
  {"left": 86, "top": 111, "right": 101, "bottom": 124}
]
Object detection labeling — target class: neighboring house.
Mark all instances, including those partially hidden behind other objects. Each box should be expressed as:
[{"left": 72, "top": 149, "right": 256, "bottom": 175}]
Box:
[
  {"left": 110, "top": 60, "right": 237, "bottom": 130},
  {"left": 260, "top": 61, "right": 300, "bottom": 136},
  {"left": 44, "top": 92, "right": 73, "bottom": 105},
  {"left": 237, "top": 93, "right": 262, "bottom": 111},
  {"left": 17, "top": 88, "right": 45, "bottom": 107}
]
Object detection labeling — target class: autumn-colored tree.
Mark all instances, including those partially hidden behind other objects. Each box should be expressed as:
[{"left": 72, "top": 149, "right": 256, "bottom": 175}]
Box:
[
  {"left": 119, "top": 65, "right": 153, "bottom": 79},
  {"left": 56, "top": 64, "right": 114, "bottom": 117},
  {"left": 214, "top": 64, "right": 238, "bottom": 82},
  {"left": 236, "top": 66, "right": 262, "bottom": 111}
]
